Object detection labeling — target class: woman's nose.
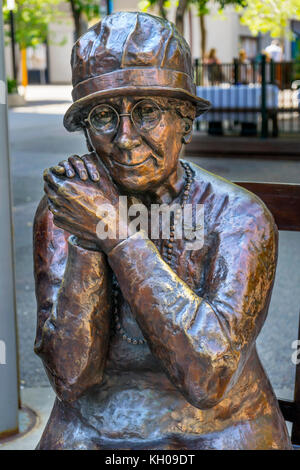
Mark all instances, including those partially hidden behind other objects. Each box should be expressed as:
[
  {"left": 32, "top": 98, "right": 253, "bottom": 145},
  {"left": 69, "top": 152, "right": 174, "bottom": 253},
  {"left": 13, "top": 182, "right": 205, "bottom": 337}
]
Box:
[{"left": 115, "top": 116, "right": 142, "bottom": 150}]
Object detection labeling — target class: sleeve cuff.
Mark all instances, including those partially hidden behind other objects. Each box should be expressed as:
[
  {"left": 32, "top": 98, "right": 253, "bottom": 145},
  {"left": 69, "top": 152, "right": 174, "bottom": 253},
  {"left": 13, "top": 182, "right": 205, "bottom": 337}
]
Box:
[
  {"left": 68, "top": 235, "right": 104, "bottom": 261},
  {"left": 107, "top": 229, "right": 150, "bottom": 256},
  {"left": 69, "top": 235, "right": 100, "bottom": 250}
]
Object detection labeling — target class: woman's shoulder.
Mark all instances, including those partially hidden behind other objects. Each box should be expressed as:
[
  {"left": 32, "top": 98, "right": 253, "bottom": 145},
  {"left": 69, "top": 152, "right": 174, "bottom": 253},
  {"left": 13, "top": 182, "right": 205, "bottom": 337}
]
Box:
[{"left": 183, "top": 159, "right": 276, "bottom": 231}]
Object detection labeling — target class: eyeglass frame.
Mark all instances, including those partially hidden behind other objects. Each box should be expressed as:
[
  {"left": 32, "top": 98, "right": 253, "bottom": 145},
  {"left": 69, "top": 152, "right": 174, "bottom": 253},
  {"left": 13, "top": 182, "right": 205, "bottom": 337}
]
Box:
[{"left": 82, "top": 99, "right": 168, "bottom": 135}]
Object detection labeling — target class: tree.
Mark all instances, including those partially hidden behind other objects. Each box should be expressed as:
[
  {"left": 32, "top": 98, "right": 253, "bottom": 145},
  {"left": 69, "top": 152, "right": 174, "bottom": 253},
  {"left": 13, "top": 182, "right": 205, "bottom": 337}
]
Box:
[
  {"left": 3, "top": 0, "right": 62, "bottom": 49},
  {"left": 237, "top": 0, "right": 300, "bottom": 42},
  {"left": 193, "top": 1, "right": 246, "bottom": 62},
  {"left": 139, "top": 0, "right": 246, "bottom": 59},
  {"left": 68, "top": 0, "right": 101, "bottom": 40},
  {"left": 139, "top": 0, "right": 190, "bottom": 35},
  {"left": 3, "top": 0, "right": 63, "bottom": 88},
  {"left": 175, "top": 0, "right": 189, "bottom": 35}
]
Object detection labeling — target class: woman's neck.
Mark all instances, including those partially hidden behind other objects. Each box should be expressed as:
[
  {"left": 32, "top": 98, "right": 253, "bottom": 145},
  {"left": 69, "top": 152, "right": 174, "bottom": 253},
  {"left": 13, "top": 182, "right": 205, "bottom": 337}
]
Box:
[{"left": 134, "top": 161, "right": 186, "bottom": 208}]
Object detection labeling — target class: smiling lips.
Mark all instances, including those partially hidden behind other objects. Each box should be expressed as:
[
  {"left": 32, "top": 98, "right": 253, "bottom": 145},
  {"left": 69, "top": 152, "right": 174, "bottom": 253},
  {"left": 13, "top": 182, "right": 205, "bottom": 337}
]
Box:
[{"left": 113, "top": 156, "right": 151, "bottom": 168}]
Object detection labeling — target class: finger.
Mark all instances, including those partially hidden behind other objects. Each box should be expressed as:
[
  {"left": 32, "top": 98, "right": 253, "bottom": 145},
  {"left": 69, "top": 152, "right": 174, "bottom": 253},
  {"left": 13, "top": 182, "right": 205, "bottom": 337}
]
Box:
[
  {"left": 44, "top": 186, "right": 60, "bottom": 208},
  {"left": 52, "top": 213, "right": 79, "bottom": 236},
  {"left": 43, "top": 168, "right": 61, "bottom": 190},
  {"left": 45, "top": 184, "right": 64, "bottom": 209},
  {"left": 50, "top": 165, "right": 66, "bottom": 176},
  {"left": 43, "top": 171, "right": 75, "bottom": 204},
  {"left": 81, "top": 154, "right": 100, "bottom": 182},
  {"left": 44, "top": 181, "right": 55, "bottom": 194},
  {"left": 48, "top": 199, "right": 61, "bottom": 217},
  {"left": 44, "top": 169, "right": 76, "bottom": 198},
  {"left": 44, "top": 183, "right": 74, "bottom": 214},
  {"left": 51, "top": 214, "right": 70, "bottom": 232},
  {"left": 48, "top": 201, "right": 73, "bottom": 223},
  {"left": 68, "top": 155, "right": 88, "bottom": 181},
  {"left": 44, "top": 183, "right": 57, "bottom": 199},
  {"left": 58, "top": 160, "right": 75, "bottom": 178}
]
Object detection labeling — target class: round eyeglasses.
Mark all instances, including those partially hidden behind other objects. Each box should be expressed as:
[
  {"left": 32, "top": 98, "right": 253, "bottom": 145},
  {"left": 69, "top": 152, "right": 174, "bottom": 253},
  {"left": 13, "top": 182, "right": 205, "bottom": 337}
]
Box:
[{"left": 83, "top": 99, "right": 165, "bottom": 135}]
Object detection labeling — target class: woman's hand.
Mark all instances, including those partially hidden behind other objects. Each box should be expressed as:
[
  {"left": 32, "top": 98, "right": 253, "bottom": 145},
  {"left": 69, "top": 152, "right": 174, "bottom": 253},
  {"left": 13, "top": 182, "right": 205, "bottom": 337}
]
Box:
[
  {"left": 50, "top": 153, "right": 101, "bottom": 182},
  {"left": 44, "top": 153, "right": 128, "bottom": 254}
]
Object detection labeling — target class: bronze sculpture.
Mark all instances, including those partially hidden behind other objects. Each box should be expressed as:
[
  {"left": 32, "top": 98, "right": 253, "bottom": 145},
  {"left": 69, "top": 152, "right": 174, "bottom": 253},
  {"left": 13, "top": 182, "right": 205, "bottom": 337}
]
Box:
[{"left": 33, "top": 12, "right": 292, "bottom": 450}]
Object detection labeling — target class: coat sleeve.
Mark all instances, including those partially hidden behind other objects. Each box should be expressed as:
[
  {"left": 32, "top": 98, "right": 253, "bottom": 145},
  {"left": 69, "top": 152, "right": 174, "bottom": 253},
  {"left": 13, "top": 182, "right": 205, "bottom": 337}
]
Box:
[
  {"left": 33, "top": 196, "right": 112, "bottom": 402},
  {"left": 107, "top": 193, "right": 277, "bottom": 409}
]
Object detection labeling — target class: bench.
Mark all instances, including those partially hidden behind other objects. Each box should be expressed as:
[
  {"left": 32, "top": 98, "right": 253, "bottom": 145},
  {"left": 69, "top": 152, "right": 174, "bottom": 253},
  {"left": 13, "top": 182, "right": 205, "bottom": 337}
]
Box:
[{"left": 235, "top": 181, "right": 300, "bottom": 446}]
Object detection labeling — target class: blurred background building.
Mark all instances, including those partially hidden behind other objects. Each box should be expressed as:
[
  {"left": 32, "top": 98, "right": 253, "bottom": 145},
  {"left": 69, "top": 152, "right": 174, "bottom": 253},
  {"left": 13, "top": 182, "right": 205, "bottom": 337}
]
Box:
[{"left": 3, "top": 0, "right": 299, "bottom": 85}]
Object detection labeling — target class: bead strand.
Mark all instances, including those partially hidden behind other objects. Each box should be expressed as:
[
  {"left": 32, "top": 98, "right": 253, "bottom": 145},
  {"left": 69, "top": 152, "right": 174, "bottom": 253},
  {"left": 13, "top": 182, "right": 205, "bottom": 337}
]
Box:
[
  {"left": 165, "top": 161, "right": 193, "bottom": 263},
  {"left": 113, "top": 161, "right": 193, "bottom": 345}
]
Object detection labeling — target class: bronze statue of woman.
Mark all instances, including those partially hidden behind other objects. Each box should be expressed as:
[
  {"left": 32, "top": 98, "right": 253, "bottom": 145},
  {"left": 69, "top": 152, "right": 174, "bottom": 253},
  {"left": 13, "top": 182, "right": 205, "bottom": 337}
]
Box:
[{"left": 33, "top": 11, "right": 291, "bottom": 450}]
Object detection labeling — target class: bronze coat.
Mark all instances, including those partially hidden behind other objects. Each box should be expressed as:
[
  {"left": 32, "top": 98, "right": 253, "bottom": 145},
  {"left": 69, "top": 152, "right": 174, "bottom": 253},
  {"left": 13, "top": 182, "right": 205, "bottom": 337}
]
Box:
[{"left": 33, "top": 161, "right": 291, "bottom": 450}]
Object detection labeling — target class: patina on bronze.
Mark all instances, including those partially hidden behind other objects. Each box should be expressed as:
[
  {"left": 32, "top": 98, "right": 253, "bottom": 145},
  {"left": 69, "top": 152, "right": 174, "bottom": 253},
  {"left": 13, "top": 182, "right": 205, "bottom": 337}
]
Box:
[{"left": 33, "top": 11, "right": 292, "bottom": 449}]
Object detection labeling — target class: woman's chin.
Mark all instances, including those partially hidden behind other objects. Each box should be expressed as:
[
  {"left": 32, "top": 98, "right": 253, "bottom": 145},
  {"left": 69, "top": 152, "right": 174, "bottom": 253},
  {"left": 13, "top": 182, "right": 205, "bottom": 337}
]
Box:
[
  {"left": 117, "top": 178, "right": 156, "bottom": 194},
  {"left": 112, "top": 169, "right": 164, "bottom": 194}
]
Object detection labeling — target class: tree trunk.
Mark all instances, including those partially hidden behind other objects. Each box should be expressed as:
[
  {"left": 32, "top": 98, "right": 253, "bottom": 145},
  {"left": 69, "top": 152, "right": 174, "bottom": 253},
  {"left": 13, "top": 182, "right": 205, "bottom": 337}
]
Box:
[
  {"left": 188, "top": 8, "right": 193, "bottom": 55},
  {"left": 69, "top": 0, "right": 84, "bottom": 40},
  {"left": 158, "top": 0, "right": 167, "bottom": 19},
  {"left": 200, "top": 14, "right": 206, "bottom": 61},
  {"left": 175, "top": 0, "right": 189, "bottom": 35}
]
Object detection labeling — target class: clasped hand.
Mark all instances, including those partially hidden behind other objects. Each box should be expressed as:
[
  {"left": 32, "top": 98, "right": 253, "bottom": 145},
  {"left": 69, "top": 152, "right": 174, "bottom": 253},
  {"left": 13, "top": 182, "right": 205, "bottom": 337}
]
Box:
[{"left": 43, "top": 153, "right": 127, "bottom": 254}]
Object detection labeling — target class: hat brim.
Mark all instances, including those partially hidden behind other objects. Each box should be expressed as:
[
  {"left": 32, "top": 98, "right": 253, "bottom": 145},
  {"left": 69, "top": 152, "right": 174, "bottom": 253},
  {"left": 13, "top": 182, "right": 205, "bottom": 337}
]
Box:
[{"left": 63, "top": 86, "right": 211, "bottom": 132}]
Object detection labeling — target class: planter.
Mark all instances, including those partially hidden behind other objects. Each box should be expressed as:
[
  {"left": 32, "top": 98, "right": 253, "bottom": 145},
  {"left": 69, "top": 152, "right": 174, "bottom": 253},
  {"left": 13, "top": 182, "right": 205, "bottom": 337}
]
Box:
[{"left": 7, "top": 93, "right": 26, "bottom": 107}]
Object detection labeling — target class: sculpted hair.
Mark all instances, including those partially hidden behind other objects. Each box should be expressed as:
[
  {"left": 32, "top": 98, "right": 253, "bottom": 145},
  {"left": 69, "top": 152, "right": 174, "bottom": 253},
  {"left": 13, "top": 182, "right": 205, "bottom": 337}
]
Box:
[{"left": 155, "top": 97, "right": 196, "bottom": 122}]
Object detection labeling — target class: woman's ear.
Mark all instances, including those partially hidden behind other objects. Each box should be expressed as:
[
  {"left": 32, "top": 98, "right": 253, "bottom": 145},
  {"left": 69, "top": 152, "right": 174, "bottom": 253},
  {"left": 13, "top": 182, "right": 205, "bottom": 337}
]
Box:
[{"left": 181, "top": 118, "right": 193, "bottom": 145}]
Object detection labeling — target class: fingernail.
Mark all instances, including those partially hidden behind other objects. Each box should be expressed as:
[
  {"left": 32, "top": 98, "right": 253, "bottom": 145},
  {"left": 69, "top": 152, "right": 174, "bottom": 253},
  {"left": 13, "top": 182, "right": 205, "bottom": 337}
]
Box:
[
  {"left": 80, "top": 171, "right": 88, "bottom": 180},
  {"left": 67, "top": 170, "right": 73, "bottom": 177},
  {"left": 92, "top": 173, "right": 100, "bottom": 181}
]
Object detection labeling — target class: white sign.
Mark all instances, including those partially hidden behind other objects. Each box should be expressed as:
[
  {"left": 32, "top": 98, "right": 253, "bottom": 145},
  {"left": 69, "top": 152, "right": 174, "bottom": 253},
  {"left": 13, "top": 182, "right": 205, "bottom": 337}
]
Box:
[
  {"left": 7, "top": 0, "right": 15, "bottom": 10},
  {"left": 0, "top": 80, "right": 6, "bottom": 105},
  {"left": 0, "top": 340, "right": 6, "bottom": 365}
]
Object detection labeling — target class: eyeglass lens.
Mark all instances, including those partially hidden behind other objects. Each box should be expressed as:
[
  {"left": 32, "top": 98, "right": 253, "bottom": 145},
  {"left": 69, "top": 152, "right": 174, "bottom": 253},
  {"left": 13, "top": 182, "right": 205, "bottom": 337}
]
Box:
[
  {"left": 89, "top": 104, "right": 118, "bottom": 134},
  {"left": 89, "top": 100, "right": 162, "bottom": 133}
]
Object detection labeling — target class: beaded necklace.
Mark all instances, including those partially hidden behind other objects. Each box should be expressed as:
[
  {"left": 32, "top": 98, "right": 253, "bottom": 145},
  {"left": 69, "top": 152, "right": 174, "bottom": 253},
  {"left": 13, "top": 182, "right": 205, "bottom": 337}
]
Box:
[{"left": 113, "top": 161, "right": 193, "bottom": 345}]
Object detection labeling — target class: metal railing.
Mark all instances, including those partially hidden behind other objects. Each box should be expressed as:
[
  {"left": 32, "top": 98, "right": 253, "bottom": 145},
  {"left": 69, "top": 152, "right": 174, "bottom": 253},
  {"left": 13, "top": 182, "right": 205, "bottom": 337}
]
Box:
[{"left": 194, "top": 57, "right": 300, "bottom": 137}]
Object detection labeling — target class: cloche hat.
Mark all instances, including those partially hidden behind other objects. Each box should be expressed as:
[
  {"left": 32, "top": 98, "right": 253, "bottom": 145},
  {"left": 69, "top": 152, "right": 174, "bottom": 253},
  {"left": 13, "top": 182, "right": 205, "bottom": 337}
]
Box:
[{"left": 64, "top": 11, "right": 210, "bottom": 132}]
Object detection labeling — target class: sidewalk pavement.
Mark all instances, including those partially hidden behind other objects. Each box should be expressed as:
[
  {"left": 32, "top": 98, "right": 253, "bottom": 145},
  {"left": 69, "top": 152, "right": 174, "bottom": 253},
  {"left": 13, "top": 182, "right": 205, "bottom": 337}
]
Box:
[
  {"left": 0, "top": 387, "right": 55, "bottom": 450},
  {"left": 2, "top": 85, "right": 299, "bottom": 449}
]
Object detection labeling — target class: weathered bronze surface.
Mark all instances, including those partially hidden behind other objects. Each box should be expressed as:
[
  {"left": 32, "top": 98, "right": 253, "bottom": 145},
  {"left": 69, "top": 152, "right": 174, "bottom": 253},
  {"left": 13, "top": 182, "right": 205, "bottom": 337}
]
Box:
[{"left": 33, "top": 12, "right": 292, "bottom": 449}]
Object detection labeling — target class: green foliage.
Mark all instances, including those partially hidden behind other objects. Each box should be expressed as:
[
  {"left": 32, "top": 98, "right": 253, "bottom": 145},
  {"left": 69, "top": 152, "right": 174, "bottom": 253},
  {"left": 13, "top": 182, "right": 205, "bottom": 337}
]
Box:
[
  {"left": 139, "top": 0, "right": 171, "bottom": 13},
  {"left": 293, "top": 46, "right": 300, "bottom": 81},
  {"left": 138, "top": 0, "right": 247, "bottom": 58},
  {"left": 3, "top": 0, "right": 63, "bottom": 49},
  {"left": 139, "top": 0, "right": 247, "bottom": 18},
  {"left": 7, "top": 77, "right": 18, "bottom": 94},
  {"left": 192, "top": 0, "right": 246, "bottom": 17},
  {"left": 237, "top": 0, "right": 300, "bottom": 39}
]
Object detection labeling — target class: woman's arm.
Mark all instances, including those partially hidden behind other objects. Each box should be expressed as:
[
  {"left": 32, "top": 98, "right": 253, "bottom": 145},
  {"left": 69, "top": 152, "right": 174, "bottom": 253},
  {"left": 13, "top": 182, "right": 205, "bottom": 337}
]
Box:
[
  {"left": 107, "top": 195, "right": 277, "bottom": 409},
  {"left": 33, "top": 196, "right": 111, "bottom": 402}
]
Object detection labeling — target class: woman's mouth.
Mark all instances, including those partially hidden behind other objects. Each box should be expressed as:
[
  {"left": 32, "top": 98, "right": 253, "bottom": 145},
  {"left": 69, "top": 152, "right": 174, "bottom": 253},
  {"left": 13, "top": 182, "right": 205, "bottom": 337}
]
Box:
[{"left": 113, "top": 156, "right": 151, "bottom": 168}]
